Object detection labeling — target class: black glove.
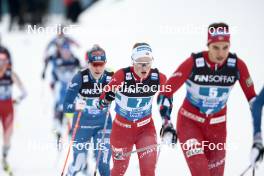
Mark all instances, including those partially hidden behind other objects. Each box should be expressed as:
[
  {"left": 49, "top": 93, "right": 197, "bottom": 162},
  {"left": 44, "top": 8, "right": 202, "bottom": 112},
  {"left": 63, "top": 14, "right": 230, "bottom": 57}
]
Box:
[
  {"left": 251, "top": 142, "right": 264, "bottom": 166},
  {"left": 105, "top": 91, "right": 115, "bottom": 102},
  {"left": 97, "top": 91, "right": 115, "bottom": 109},
  {"left": 160, "top": 120, "right": 177, "bottom": 145}
]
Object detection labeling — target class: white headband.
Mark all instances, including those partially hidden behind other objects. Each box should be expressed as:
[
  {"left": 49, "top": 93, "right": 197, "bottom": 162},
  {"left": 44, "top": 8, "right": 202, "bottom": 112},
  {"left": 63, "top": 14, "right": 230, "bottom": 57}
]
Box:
[{"left": 131, "top": 45, "right": 153, "bottom": 61}]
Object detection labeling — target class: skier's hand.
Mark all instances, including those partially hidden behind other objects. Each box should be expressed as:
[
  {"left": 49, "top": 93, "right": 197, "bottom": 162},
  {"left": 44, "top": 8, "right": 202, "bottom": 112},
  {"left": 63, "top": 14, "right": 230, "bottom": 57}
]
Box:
[
  {"left": 160, "top": 119, "right": 177, "bottom": 145},
  {"left": 105, "top": 91, "right": 115, "bottom": 102},
  {"left": 75, "top": 98, "right": 86, "bottom": 111},
  {"left": 250, "top": 143, "right": 264, "bottom": 166},
  {"left": 250, "top": 133, "right": 264, "bottom": 166},
  {"left": 97, "top": 91, "right": 115, "bottom": 110}
]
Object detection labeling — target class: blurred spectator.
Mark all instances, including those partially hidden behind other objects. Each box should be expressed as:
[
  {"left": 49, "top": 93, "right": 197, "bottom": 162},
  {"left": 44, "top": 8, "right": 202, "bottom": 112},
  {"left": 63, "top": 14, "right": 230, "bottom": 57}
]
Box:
[
  {"left": 7, "top": 0, "right": 22, "bottom": 31},
  {"left": 27, "top": 0, "right": 49, "bottom": 25},
  {"left": 64, "top": 0, "right": 82, "bottom": 23},
  {"left": 6, "top": 0, "right": 50, "bottom": 31}
]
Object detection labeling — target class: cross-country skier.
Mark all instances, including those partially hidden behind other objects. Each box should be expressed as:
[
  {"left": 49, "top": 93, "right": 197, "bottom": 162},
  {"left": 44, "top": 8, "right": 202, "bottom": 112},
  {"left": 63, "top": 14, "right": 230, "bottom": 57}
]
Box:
[
  {"left": 63, "top": 45, "right": 113, "bottom": 176},
  {"left": 98, "top": 42, "right": 167, "bottom": 176},
  {"left": 157, "top": 22, "right": 263, "bottom": 176},
  {"left": 49, "top": 43, "right": 80, "bottom": 144},
  {"left": 0, "top": 50, "right": 27, "bottom": 174},
  {"left": 42, "top": 30, "right": 80, "bottom": 79}
]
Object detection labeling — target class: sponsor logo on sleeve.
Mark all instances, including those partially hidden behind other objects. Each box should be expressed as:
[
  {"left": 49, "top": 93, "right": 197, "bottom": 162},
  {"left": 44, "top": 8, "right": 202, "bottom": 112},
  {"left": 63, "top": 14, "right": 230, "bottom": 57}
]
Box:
[{"left": 246, "top": 77, "right": 253, "bottom": 87}]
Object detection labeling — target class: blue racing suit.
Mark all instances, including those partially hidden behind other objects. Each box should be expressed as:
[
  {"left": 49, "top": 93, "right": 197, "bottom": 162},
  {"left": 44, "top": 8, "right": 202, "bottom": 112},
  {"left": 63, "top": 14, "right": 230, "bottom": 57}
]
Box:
[{"left": 63, "top": 68, "right": 113, "bottom": 176}]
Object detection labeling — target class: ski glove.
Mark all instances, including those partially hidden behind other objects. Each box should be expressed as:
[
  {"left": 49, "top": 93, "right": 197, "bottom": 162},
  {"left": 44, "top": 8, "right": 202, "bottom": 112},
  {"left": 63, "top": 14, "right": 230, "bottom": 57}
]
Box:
[
  {"left": 250, "top": 133, "right": 264, "bottom": 166},
  {"left": 97, "top": 91, "right": 115, "bottom": 110},
  {"left": 160, "top": 119, "right": 177, "bottom": 145}
]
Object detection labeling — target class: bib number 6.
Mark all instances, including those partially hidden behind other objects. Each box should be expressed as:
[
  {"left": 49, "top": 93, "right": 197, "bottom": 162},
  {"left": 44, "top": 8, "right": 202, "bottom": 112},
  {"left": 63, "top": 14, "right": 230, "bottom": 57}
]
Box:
[{"left": 209, "top": 87, "right": 218, "bottom": 97}]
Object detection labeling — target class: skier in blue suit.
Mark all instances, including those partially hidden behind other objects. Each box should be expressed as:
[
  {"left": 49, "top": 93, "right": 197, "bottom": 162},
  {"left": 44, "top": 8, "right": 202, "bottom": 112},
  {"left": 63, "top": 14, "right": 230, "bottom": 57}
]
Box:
[
  {"left": 49, "top": 43, "right": 80, "bottom": 143},
  {"left": 63, "top": 44, "right": 113, "bottom": 176}
]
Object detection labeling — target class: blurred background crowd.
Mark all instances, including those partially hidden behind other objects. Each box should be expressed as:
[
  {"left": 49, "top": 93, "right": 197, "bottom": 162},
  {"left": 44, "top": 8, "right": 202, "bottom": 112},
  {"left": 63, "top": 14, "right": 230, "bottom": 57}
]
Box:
[{"left": 0, "top": 0, "right": 100, "bottom": 31}]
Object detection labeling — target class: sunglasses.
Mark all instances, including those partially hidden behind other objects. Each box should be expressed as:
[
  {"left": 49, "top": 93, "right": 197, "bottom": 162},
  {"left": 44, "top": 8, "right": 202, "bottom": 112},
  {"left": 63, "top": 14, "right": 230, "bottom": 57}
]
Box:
[
  {"left": 133, "top": 60, "right": 153, "bottom": 67},
  {"left": 90, "top": 62, "right": 106, "bottom": 67}
]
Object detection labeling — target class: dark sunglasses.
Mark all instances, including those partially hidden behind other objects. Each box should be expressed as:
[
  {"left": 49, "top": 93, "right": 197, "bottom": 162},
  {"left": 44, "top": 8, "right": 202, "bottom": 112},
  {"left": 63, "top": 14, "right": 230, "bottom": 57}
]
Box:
[{"left": 90, "top": 62, "right": 106, "bottom": 67}]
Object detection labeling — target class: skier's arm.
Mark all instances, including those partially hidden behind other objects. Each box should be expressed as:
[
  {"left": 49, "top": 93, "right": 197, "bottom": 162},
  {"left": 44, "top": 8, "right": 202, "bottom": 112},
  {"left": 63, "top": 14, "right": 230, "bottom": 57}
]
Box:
[
  {"left": 237, "top": 59, "right": 256, "bottom": 102},
  {"left": 50, "top": 64, "right": 59, "bottom": 90},
  {"left": 250, "top": 87, "right": 264, "bottom": 165},
  {"left": 97, "top": 69, "right": 124, "bottom": 109},
  {"left": 99, "top": 69, "right": 124, "bottom": 100},
  {"left": 159, "top": 72, "right": 167, "bottom": 87},
  {"left": 252, "top": 87, "right": 264, "bottom": 136},
  {"left": 11, "top": 71, "right": 27, "bottom": 103},
  {"left": 63, "top": 72, "right": 82, "bottom": 117},
  {"left": 237, "top": 59, "right": 259, "bottom": 135},
  {"left": 157, "top": 57, "right": 193, "bottom": 121},
  {"left": 41, "top": 56, "right": 52, "bottom": 80}
]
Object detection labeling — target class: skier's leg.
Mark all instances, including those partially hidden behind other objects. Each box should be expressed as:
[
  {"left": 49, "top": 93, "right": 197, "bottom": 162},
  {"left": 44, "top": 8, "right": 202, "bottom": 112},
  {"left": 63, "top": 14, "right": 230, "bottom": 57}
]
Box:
[
  {"left": 0, "top": 100, "right": 14, "bottom": 174},
  {"left": 177, "top": 110, "right": 211, "bottom": 176},
  {"left": 110, "top": 116, "right": 134, "bottom": 176},
  {"left": 66, "top": 115, "right": 93, "bottom": 176},
  {"left": 205, "top": 121, "right": 227, "bottom": 176},
  {"left": 54, "top": 103, "right": 63, "bottom": 144},
  {"left": 136, "top": 119, "right": 157, "bottom": 176},
  {"left": 0, "top": 100, "right": 14, "bottom": 159},
  {"left": 93, "top": 118, "right": 112, "bottom": 176}
]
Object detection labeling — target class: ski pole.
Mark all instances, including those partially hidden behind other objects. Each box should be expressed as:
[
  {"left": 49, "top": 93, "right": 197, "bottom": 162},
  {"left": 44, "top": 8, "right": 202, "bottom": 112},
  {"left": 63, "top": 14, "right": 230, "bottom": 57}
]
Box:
[
  {"left": 93, "top": 110, "right": 110, "bottom": 176},
  {"left": 240, "top": 164, "right": 252, "bottom": 176},
  {"left": 60, "top": 110, "right": 82, "bottom": 176}
]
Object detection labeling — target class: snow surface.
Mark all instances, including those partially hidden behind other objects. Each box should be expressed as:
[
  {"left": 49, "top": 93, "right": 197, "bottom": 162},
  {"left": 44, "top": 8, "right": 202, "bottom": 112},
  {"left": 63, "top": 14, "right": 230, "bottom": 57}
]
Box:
[{"left": 0, "top": 0, "right": 264, "bottom": 175}]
